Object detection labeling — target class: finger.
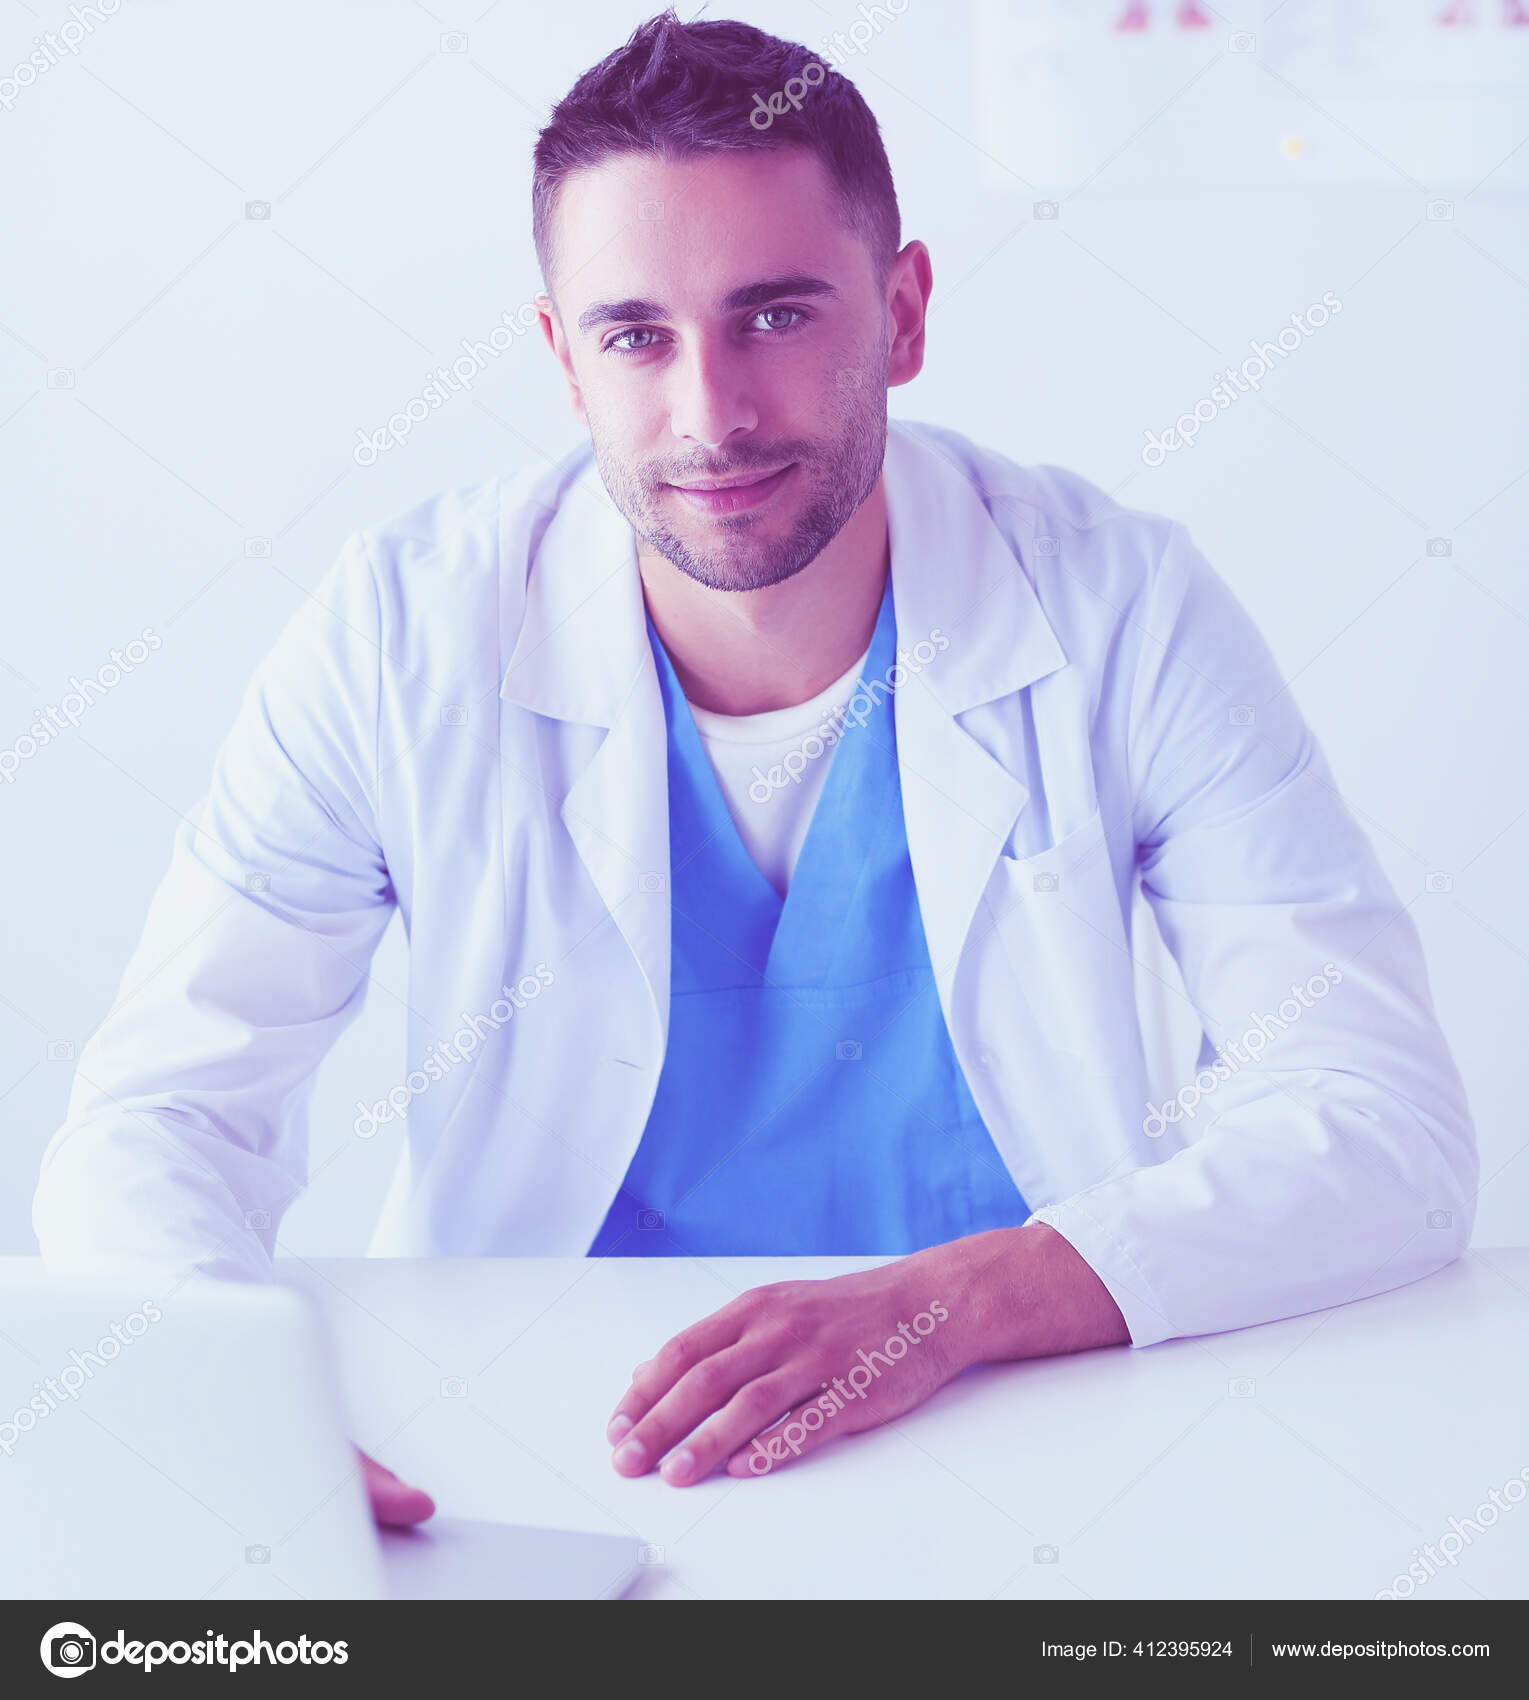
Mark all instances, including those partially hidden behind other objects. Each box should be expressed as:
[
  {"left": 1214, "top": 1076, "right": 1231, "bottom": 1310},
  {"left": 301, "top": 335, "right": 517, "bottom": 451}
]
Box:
[
  {"left": 724, "top": 1385, "right": 881, "bottom": 1479},
  {"left": 611, "top": 1338, "right": 774, "bottom": 1478},
  {"left": 656, "top": 1370, "right": 809, "bottom": 1486},
  {"left": 606, "top": 1306, "right": 747, "bottom": 1445},
  {"left": 357, "top": 1447, "right": 436, "bottom": 1527}
]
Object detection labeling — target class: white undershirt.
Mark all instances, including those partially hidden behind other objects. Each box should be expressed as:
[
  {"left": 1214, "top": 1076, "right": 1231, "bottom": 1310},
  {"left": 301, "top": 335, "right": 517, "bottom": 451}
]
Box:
[{"left": 687, "top": 646, "right": 872, "bottom": 897}]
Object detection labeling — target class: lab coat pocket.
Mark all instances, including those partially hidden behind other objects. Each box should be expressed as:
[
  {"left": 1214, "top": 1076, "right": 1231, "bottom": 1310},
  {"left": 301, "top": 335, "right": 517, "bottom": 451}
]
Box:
[{"left": 988, "top": 808, "right": 1140, "bottom": 1073}]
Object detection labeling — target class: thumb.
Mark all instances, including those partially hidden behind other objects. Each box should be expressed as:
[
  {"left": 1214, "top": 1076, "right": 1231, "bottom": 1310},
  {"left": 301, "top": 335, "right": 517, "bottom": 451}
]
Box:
[{"left": 356, "top": 1446, "right": 435, "bottom": 1527}]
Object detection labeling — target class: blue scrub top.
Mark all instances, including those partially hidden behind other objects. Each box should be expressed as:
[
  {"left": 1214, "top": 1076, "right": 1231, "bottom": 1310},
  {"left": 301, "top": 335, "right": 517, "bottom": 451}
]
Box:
[{"left": 589, "top": 578, "right": 1029, "bottom": 1257}]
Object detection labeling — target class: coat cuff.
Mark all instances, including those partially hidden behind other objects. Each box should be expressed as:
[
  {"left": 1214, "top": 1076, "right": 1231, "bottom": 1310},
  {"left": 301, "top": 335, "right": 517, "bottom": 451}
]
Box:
[{"left": 1026, "top": 1199, "right": 1175, "bottom": 1349}]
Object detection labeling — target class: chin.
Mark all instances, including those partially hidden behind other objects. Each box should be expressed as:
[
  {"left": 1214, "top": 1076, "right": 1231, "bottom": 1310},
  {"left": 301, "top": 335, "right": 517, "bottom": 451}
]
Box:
[{"left": 664, "top": 538, "right": 813, "bottom": 594}]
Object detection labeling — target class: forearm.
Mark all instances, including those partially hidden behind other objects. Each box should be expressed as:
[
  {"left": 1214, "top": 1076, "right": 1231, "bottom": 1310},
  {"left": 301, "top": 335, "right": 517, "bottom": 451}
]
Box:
[
  {"left": 35, "top": 1111, "right": 288, "bottom": 1282},
  {"left": 912, "top": 1221, "right": 1131, "bottom": 1367}
]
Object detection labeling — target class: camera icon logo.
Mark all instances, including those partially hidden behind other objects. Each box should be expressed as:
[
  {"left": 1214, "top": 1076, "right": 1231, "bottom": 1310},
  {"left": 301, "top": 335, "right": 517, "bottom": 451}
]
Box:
[
  {"left": 245, "top": 1543, "right": 270, "bottom": 1563},
  {"left": 1427, "top": 200, "right": 1454, "bottom": 222},
  {"left": 638, "top": 1543, "right": 665, "bottom": 1565},
  {"left": 440, "top": 31, "right": 468, "bottom": 53},
  {"left": 1033, "top": 1544, "right": 1058, "bottom": 1563},
  {"left": 46, "top": 1039, "right": 75, "bottom": 1061},
  {"left": 637, "top": 1207, "right": 665, "bottom": 1231},
  {"left": 1427, "top": 1209, "right": 1453, "bottom": 1230},
  {"left": 1035, "top": 535, "right": 1059, "bottom": 558},
  {"left": 1425, "top": 872, "right": 1453, "bottom": 894},
  {"left": 440, "top": 704, "right": 468, "bottom": 726},
  {"left": 1229, "top": 1376, "right": 1256, "bottom": 1397},
  {"left": 1229, "top": 31, "right": 1256, "bottom": 53},
  {"left": 1229, "top": 704, "right": 1256, "bottom": 727},
  {"left": 1033, "top": 871, "right": 1059, "bottom": 893},
  {"left": 244, "top": 872, "right": 270, "bottom": 894},
  {"left": 836, "top": 1040, "right": 862, "bottom": 1061},
  {"left": 41, "top": 1622, "right": 96, "bottom": 1677},
  {"left": 1426, "top": 538, "right": 1452, "bottom": 558},
  {"left": 244, "top": 537, "right": 272, "bottom": 558},
  {"left": 638, "top": 871, "right": 666, "bottom": 894},
  {"left": 441, "top": 1376, "right": 468, "bottom": 1397},
  {"left": 245, "top": 1208, "right": 271, "bottom": 1230},
  {"left": 47, "top": 368, "right": 75, "bottom": 389},
  {"left": 245, "top": 200, "right": 271, "bottom": 220},
  {"left": 638, "top": 200, "right": 664, "bottom": 221}
]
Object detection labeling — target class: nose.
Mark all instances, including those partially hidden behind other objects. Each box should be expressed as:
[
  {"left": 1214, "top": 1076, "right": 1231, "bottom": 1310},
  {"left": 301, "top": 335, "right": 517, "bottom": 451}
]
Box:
[{"left": 666, "top": 334, "right": 757, "bottom": 452}]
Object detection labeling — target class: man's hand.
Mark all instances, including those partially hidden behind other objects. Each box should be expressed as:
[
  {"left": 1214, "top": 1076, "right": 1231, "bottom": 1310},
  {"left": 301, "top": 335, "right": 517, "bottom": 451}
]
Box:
[
  {"left": 357, "top": 1448, "right": 435, "bottom": 1525},
  {"left": 605, "top": 1223, "right": 1129, "bottom": 1485}
]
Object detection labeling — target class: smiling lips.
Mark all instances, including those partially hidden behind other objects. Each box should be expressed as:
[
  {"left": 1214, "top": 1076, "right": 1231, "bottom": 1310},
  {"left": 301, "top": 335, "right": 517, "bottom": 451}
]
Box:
[{"left": 665, "top": 463, "right": 794, "bottom": 516}]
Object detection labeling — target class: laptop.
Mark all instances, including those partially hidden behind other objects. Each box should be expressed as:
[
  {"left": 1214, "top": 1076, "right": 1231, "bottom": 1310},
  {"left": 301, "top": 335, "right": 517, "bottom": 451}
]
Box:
[{"left": 0, "top": 1269, "right": 642, "bottom": 1600}]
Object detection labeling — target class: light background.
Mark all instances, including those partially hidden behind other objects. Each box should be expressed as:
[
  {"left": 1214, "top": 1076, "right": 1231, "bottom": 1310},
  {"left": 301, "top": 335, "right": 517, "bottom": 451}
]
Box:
[{"left": 2, "top": 0, "right": 1524, "bottom": 1255}]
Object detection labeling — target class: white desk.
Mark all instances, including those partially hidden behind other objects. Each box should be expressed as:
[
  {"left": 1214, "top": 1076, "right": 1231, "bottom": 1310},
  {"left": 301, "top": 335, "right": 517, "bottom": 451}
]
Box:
[{"left": 280, "top": 1249, "right": 1529, "bottom": 1601}]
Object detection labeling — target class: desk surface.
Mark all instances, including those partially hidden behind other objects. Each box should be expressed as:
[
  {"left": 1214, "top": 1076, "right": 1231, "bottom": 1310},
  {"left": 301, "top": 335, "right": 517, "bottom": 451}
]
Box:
[{"left": 281, "top": 1249, "right": 1529, "bottom": 1601}]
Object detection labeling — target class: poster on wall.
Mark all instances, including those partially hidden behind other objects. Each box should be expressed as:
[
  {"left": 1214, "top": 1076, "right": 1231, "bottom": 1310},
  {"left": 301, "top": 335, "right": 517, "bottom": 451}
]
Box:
[{"left": 976, "top": 0, "right": 1529, "bottom": 192}]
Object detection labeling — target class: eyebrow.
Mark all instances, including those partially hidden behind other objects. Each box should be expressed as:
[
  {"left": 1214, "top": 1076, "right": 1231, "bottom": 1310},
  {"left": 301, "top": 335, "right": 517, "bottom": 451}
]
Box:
[{"left": 575, "top": 273, "right": 840, "bottom": 336}]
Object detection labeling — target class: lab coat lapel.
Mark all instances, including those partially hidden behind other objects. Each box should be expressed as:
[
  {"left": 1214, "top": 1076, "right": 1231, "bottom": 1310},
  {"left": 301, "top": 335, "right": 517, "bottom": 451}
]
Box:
[
  {"left": 885, "top": 425, "right": 1068, "bottom": 1003},
  {"left": 499, "top": 464, "right": 671, "bottom": 1049}
]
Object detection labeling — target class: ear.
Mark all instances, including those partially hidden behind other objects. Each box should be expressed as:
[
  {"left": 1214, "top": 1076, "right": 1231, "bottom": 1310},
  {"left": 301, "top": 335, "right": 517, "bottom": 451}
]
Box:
[
  {"left": 538, "top": 292, "right": 588, "bottom": 427},
  {"left": 885, "top": 241, "right": 932, "bottom": 390}
]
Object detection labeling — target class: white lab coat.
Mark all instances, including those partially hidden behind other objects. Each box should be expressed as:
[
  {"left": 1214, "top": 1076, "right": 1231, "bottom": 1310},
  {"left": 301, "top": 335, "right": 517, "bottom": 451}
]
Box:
[{"left": 34, "top": 421, "right": 1477, "bottom": 1347}]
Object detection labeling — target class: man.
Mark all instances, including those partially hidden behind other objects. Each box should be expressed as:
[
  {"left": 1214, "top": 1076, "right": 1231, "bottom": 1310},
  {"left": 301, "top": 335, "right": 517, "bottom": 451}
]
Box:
[{"left": 35, "top": 14, "right": 1475, "bottom": 1515}]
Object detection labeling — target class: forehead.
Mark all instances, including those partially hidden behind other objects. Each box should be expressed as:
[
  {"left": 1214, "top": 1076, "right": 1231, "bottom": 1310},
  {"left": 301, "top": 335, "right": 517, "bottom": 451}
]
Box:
[{"left": 548, "top": 147, "right": 872, "bottom": 313}]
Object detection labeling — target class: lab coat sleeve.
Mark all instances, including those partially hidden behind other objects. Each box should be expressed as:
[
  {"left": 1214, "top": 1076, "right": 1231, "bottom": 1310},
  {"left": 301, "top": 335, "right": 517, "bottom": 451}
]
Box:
[
  {"left": 1029, "top": 524, "right": 1477, "bottom": 1347},
  {"left": 32, "top": 534, "right": 396, "bottom": 1282}
]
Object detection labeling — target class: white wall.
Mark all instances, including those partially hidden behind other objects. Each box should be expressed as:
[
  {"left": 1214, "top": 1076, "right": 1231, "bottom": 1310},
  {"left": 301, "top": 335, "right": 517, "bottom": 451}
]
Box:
[{"left": 2, "top": 0, "right": 1524, "bottom": 1254}]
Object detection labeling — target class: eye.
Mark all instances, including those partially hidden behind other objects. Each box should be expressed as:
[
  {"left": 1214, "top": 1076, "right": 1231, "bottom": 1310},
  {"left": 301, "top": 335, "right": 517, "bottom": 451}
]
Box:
[
  {"left": 749, "top": 305, "right": 807, "bottom": 335},
  {"left": 605, "top": 326, "right": 669, "bottom": 356}
]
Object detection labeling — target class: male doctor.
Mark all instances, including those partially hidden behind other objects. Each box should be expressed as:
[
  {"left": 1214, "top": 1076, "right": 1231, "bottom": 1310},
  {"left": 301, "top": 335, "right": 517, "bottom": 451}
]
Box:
[{"left": 36, "top": 13, "right": 1475, "bottom": 1513}]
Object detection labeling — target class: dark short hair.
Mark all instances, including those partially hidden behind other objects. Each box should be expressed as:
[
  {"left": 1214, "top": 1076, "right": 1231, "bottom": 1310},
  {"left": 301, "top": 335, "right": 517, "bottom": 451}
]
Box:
[{"left": 532, "top": 10, "right": 900, "bottom": 289}]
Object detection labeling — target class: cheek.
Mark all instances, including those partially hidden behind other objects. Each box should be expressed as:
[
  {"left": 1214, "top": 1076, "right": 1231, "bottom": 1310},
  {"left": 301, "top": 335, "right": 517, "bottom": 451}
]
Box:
[
  {"left": 586, "top": 363, "right": 675, "bottom": 438},
  {"left": 579, "top": 380, "right": 648, "bottom": 459},
  {"left": 783, "top": 335, "right": 887, "bottom": 432},
  {"left": 773, "top": 344, "right": 859, "bottom": 412}
]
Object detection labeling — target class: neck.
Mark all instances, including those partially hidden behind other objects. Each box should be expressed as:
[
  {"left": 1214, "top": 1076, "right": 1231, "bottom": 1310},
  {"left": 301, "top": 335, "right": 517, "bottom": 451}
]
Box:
[{"left": 638, "top": 477, "right": 889, "bottom": 716}]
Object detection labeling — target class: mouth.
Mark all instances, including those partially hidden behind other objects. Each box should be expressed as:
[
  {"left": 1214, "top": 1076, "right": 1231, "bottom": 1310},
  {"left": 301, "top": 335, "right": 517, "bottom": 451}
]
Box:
[{"left": 664, "top": 463, "right": 795, "bottom": 517}]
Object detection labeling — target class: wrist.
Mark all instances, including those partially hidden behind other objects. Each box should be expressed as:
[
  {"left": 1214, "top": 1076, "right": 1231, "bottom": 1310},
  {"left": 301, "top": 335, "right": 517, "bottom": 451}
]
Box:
[{"left": 914, "top": 1222, "right": 1129, "bottom": 1369}]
